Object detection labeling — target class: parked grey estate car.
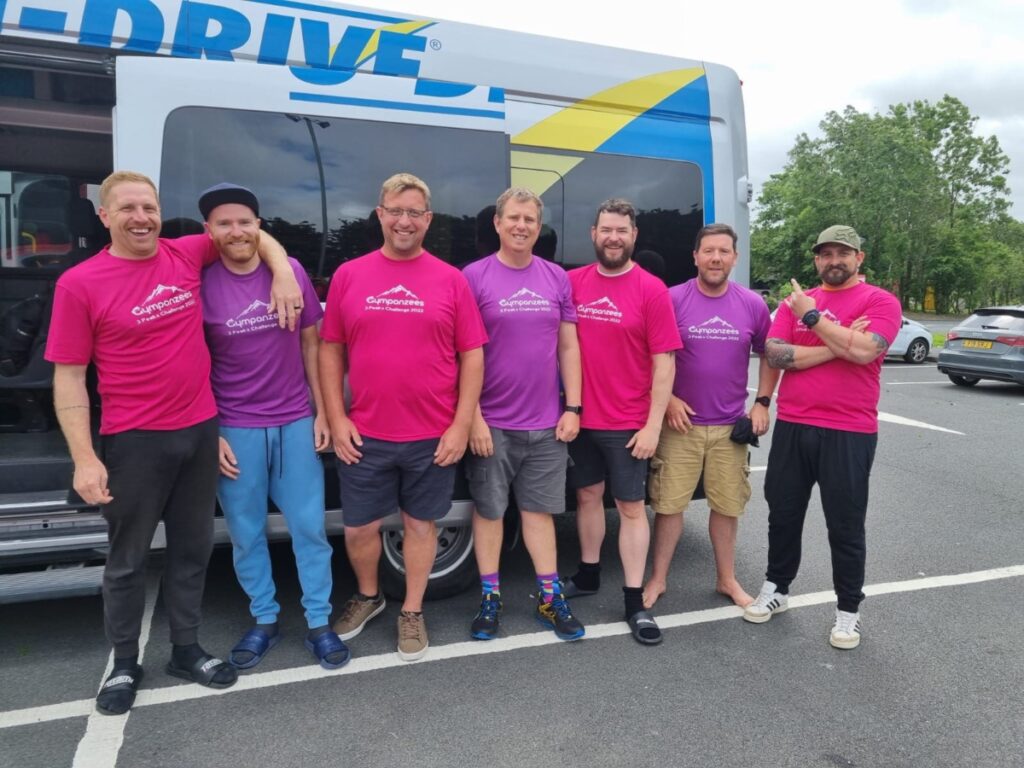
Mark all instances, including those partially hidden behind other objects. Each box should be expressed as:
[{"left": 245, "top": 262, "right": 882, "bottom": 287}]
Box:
[{"left": 937, "top": 306, "right": 1024, "bottom": 386}]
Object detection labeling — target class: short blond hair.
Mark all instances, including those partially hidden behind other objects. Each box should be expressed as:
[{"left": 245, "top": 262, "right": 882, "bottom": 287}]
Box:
[
  {"left": 99, "top": 171, "right": 159, "bottom": 208},
  {"left": 379, "top": 173, "right": 431, "bottom": 209},
  {"left": 495, "top": 187, "right": 543, "bottom": 218}
]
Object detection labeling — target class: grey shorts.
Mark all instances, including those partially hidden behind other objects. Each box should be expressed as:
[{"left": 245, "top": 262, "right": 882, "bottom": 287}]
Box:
[
  {"left": 465, "top": 427, "right": 568, "bottom": 520},
  {"left": 567, "top": 428, "right": 648, "bottom": 502},
  {"left": 335, "top": 436, "right": 455, "bottom": 527}
]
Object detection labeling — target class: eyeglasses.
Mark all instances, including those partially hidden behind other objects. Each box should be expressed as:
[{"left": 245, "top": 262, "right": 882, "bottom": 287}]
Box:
[{"left": 380, "top": 206, "right": 428, "bottom": 219}]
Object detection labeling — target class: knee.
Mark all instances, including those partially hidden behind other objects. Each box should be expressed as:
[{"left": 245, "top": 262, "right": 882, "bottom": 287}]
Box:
[
  {"left": 576, "top": 484, "right": 604, "bottom": 506},
  {"left": 616, "top": 500, "right": 647, "bottom": 522},
  {"left": 345, "top": 520, "right": 381, "bottom": 545},
  {"left": 402, "top": 516, "right": 437, "bottom": 541}
]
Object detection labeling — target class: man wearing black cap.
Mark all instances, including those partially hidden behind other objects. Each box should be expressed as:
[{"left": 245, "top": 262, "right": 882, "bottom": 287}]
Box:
[
  {"left": 45, "top": 172, "right": 303, "bottom": 715},
  {"left": 200, "top": 184, "right": 349, "bottom": 671},
  {"left": 743, "top": 225, "right": 901, "bottom": 650}
]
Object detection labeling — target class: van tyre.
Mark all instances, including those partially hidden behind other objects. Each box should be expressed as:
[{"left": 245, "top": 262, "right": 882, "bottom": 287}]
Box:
[
  {"left": 380, "top": 525, "right": 477, "bottom": 601},
  {"left": 948, "top": 374, "right": 979, "bottom": 387}
]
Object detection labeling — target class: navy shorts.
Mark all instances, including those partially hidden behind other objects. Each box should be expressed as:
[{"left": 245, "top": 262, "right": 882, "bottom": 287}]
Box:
[
  {"left": 567, "top": 429, "right": 648, "bottom": 502},
  {"left": 335, "top": 436, "right": 456, "bottom": 527}
]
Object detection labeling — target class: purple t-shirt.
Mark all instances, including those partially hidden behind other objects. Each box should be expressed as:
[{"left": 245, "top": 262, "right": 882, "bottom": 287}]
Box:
[
  {"left": 669, "top": 279, "right": 771, "bottom": 425},
  {"left": 201, "top": 257, "right": 323, "bottom": 428},
  {"left": 463, "top": 254, "right": 576, "bottom": 430}
]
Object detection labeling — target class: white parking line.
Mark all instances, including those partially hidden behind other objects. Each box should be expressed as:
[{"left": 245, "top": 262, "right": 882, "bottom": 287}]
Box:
[
  {"left": 878, "top": 412, "right": 964, "bottom": 434},
  {"left": 2, "top": 563, "right": 1022, "bottom": 732},
  {"left": 884, "top": 381, "right": 948, "bottom": 385},
  {"left": 70, "top": 569, "right": 160, "bottom": 768}
]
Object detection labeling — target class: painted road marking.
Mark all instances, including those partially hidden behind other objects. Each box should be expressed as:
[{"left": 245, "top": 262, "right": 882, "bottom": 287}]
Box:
[
  {"left": 71, "top": 569, "right": 160, "bottom": 768},
  {"left": 878, "top": 412, "right": 964, "bottom": 434},
  {"left": 2, "top": 564, "right": 1022, "bottom": 731}
]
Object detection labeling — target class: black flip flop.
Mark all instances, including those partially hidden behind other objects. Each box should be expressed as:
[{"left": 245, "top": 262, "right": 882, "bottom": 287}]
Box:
[
  {"left": 166, "top": 654, "right": 238, "bottom": 689},
  {"left": 627, "top": 610, "right": 663, "bottom": 645},
  {"left": 96, "top": 665, "right": 144, "bottom": 716}
]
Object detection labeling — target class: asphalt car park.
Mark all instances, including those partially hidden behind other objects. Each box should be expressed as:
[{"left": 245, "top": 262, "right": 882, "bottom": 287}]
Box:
[{"left": 2, "top": 360, "right": 1022, "bottom": 768}]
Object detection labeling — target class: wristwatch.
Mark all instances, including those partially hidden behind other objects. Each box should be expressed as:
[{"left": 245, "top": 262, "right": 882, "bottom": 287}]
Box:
[
  {"left": 754, "top": 396, "right": 771, "bottom": 408},
  {"left": 802, "top": 308, "right": 822, "bottom": 328},
  {"left": 564, "top": 405, "right": 582, "bottom": 415}
]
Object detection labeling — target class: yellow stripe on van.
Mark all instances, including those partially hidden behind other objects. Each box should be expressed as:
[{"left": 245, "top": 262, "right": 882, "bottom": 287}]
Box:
[
  {"left": 512, "top": 68, "right": 704, "bottom": 151},
  {"left": 510, "top": 151, "right": 584, "bottom": 196},
  {"left": 331, "top": 20, "right": 435, "bottom": 67}
]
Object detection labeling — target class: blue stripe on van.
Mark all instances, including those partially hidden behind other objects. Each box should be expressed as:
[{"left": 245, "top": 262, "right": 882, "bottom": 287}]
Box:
[
  {"left": 290, "top": 92, "right": 505, "bottom": 120},
  {"left": 19, "top": 7, "right": 68, "bottom": 34}
]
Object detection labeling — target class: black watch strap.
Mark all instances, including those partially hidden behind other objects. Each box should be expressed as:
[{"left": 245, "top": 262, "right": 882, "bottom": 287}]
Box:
[
  {"left": 754, "top": 396, "right": 771, "bottom": 408},
  {"left": 802, "top": 308, "right": 822, "bottom": 328},
  {"left": 564, "top": 405, "right": 582, "bottom": 415}
]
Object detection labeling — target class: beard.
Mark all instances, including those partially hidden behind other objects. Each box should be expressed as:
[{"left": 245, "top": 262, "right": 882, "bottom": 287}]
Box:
[
  {"left": 594, "top": 241, "right": 634, "bottom": 270},
  {"left": 820, "top": 263, "right": 855, "bottom": 286}
]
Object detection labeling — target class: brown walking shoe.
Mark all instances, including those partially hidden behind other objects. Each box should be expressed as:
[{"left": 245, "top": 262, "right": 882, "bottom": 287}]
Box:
[
  {"left": 397, "top": 611, "right": 429, "bottom": 662},
  {"left": 332, "top": 593, "right": 386, "bottom": 641}
]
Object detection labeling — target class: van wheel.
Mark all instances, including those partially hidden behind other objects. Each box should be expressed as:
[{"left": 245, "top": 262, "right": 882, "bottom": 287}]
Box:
[
  {"left": 904, "top": 338, "right": 929, "bottom": 363},
  {"left": 948, "top": 374, "right": 979, "bottom": 387},
  {"left": 380, "top": 524, "right": 477, "bottom": 601}
]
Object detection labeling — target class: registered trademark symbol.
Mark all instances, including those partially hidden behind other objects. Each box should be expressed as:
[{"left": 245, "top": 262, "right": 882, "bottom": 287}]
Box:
[{"left": 430, "top": 38, "right": 442, "bottom": 50}]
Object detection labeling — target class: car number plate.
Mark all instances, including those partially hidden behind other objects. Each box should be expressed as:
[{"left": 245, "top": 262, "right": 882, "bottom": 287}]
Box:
[{"left": 963, "top": 339, "right": 993, "bottom": 349}]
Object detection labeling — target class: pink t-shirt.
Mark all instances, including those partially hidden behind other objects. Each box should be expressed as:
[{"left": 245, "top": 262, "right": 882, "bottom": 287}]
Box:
[
  {"left": 569, "top": 263, "right": 682, "bottom": 431},
  {"left": 321, "top": 249, "right": 488, "bottom": 441},
  {"left": 770, "top": 282, "right": 902, "bottom": 433},
  {"left": 45, "top": 235, "right": 219, "bottom": 434}
]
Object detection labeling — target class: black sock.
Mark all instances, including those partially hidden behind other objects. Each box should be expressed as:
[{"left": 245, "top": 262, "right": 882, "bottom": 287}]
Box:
[
  {"left": 571, "top": 561, "right": 601, "bottom": 591},
  {"left": 172, "top": 642, "right": 205, "bottom": 669},
  {"left": 623, "top": 586, "right": 645, "bottom": 619},
  {"left": 113, "top": 654, "right": 139, "bottom": 671},
  {"left": 308, "top": 624, "right": 348, "bottom": 665},
  {"left": 232, "top": 622, "right": 278, "bottom": 665},
  {"left": 96, "top": 658, "right": 142, "bottom": 715}
]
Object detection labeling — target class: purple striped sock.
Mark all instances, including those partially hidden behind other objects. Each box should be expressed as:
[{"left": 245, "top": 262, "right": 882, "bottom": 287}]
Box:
[
  {"left": 480, "top": 572, "right": 500, "bottom": 596},
  {"left": 537, "top": 572, "right": 560, "bottom": 604}
]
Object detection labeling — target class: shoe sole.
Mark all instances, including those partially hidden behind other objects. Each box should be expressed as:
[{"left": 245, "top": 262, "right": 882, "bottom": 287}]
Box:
[
  {"left": 470, "top": 629, "right": 498, "bottom": 641},
  {"left": 229, "top": 633, "right": 281, "bottom": 670},
  {"left": 829, "top": 634, "right": 861, "bottom": 650},
  {"left": 397, "top": 643, "right": 429, "bottom": 662},
  {"left": 335, "top": 599, "right": 387, "bottom": 641},
  {"left": 742, "top": 603, "right": 788, "bottom": 624},
  {"left": 534, "top": 615, "right": 585, "bottom": 642}
]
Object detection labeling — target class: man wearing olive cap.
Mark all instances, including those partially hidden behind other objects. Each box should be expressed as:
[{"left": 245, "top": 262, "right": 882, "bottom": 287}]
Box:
[
  {"left": 742, "top": 225, "right": 901, "bottom": 650},
  {"left": 199, "top": 183, "right": 349, "bottom": 672}
]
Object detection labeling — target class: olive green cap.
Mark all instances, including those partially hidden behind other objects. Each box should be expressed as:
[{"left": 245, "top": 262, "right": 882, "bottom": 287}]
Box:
[{"left": 813, "top": 225, "right": 861, "bottom": 252}]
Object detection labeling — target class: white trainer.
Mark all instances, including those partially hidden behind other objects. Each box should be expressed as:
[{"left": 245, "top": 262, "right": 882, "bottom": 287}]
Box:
[
  {"left": 742, "top": 581, "right": 789, "bottom": 624},
  {"left": 829, "top": 609, "right": 862, "bottom": 649}
]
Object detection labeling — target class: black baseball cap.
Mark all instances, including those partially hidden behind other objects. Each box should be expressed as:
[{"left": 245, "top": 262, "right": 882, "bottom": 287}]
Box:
[{"left": 198, "top": 182, "right": 259, "bottom": 220}]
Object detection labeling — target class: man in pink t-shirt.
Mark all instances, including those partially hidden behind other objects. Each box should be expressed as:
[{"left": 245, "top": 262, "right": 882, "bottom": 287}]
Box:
[
  {"left": 319, "top": 173, "right": 486, "bottom": 662},
  {"left": 44, "top": 171, "right": 303, "bottom": 716},
  {"left": 742, "top": 225, "right": 902, "bottom": 651},
  {"left": 562, "top": 198, "right": 682, "bottom": 646}
]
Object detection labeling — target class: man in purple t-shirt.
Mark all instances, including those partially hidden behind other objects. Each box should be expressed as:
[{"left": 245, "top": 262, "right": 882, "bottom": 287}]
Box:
[
  {"left": 199, "top": 183, "right": 349, "bottom": 672},
  {"left": 462, "top": 188, "right": 585, "bottom": 642},
  {"left": 643, "top": 223, "right": 777, "bottom": 610}
]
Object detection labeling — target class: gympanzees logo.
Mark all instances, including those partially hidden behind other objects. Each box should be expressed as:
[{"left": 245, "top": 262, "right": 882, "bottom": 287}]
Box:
[
  {"left": 131, "top": 283, "right": 195, "bottom": 325},
  {"left": 225, "top": 299, "right": 277, "bottom": 336},
  {"left": 498, "top": 287, "right": 551, "bottom": 314},
  {"left": 365, "top": 284, "right": 425, "bottom": 313},
  {"left": 688, "top": 315, "right": 741, "bottom": 341},
  {"left": 577, "top": 296, "right": 622, "bottom": 324}
]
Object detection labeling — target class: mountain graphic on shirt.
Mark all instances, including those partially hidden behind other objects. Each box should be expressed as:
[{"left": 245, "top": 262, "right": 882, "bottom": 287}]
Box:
[
  {"left": 822, "top": 309, "right": 840, "bottom": 323},
  {"left": 235, "top": 299, "right": 272, "bottom": 319},
  {"left": 582, "top": 297, "right": 619, "bottom": 311},
  {"left": 376, "top": 284, "right": 419, "bottom": 300},
  {"left": 698, "top": 315, "right": 735, "bottom": 329},
  {"left": 507, "top": 288, "right": 545, "bottom": 300},
  {"left": 141, "top": 284, "right": 185, "bottom": 304}
]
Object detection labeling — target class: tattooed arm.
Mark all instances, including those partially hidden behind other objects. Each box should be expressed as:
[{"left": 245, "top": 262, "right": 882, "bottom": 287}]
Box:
[
  {"left": 765, "top": 338, "right": 838, "bottom": 370},
  {"left": 805, "top": 316, "right": 889, "bottom": 364}
]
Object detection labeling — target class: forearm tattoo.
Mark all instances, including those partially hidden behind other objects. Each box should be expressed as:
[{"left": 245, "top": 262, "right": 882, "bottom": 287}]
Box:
[
  {"left": 765, "top": 338, "right": 796, "bottom": 370},
  {"left": 870, "top": 332, "right": 889, "bottom": 353}
]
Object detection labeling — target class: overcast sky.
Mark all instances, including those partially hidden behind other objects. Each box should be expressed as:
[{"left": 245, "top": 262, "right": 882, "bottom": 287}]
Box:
[{"left": 360, "top": 0, "right": 1023, "bottom": 218}]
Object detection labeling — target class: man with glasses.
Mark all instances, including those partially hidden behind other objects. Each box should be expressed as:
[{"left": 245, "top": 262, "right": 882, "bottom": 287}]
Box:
[
  {"left": 744, "top": 225, "right": 901, "bottom": 650},
  {"left": 319, "top": 173, "right": 487, "bottom": 661}
]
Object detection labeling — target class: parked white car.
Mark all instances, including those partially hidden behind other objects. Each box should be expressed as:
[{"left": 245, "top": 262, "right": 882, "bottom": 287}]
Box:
[{"left": 889, "top": 316, "right": 932, "bottom": 364}]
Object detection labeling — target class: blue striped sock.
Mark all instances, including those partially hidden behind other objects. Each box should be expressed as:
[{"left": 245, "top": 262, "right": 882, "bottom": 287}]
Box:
[
  {"left": 480, "top": 572, "right": 500, "bottom": 597},
  {"left": 537, "top": 572, "right": 560, "bottom": 604}
]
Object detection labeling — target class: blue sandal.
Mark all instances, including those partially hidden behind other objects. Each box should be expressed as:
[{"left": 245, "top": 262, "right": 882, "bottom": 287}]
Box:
[
  {"left": 229, "top": 628, "right": 281, "bottom": 669},
  {"left": 304, "top": 630, "right": 351, "bottom": 670}
]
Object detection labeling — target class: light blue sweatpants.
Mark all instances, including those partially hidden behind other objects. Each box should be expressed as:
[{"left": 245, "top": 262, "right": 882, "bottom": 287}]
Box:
[{"left": 219, "top": 416, "right": 333, "bottom": 628}]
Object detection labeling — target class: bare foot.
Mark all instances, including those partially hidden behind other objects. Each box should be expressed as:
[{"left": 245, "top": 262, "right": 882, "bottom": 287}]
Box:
[
  {"left": 642, "top": 579, "right": 666, "bottom": 609},
  {"left": 716, "top": 579, "right": 753, "bottom": 607}
]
